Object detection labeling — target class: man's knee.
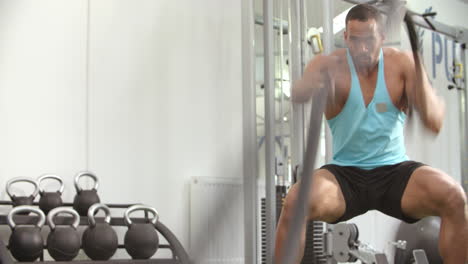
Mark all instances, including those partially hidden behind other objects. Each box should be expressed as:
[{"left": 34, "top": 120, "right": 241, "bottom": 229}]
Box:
[
  {"left": 308, "top": 197, "right": 344, "bottom": 222},
  {"left": 280, "top": 187, "right": 301, "bottom": 223},
  {"left": 439, "top": 183, "right": 467, "bottom": 217},
  {"left": 281, "top": 188, "right": 325, "bottom": 221},
  {"left": 280, "top": 175, "right": 345, "bottom": 223},
  {"left": 282, "top": 194, "right": 341, "bottom": 222}
]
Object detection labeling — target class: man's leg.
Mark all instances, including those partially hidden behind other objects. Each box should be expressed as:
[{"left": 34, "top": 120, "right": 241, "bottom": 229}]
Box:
[
  {"left": 274, "top": 169, "right": 346, "bottom": 264},
  {"left": 401, "top": 166, "right": 468, "bottom": 263}
]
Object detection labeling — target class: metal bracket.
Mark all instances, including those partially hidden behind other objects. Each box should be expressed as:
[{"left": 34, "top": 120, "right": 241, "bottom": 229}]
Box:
[
  {"left": 455, "top": 27, "right": 468, "bottom": 44},
  {"left": 329, "top": 223, "right": 390, "bottom": 264},
  {"left": 412, "top": 249, "right": 429, "bottom": 264}
]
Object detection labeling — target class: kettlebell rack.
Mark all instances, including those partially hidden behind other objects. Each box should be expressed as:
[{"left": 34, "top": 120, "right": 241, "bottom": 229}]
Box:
[{"left": 0, "top": 201, "right": 190, "bottom": 264}]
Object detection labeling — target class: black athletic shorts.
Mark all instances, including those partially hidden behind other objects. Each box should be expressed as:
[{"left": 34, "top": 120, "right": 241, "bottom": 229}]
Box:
[{"left": 320, "top": 160, "right": 426, "bottom": 224}]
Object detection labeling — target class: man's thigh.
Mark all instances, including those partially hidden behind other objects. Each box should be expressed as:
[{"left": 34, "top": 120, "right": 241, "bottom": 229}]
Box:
[
  {"left": 308, "top": 167, "right": 358, "bottom": 223},
  {"left": 401, "top": 165, "right": 465, "bottom": 219}
]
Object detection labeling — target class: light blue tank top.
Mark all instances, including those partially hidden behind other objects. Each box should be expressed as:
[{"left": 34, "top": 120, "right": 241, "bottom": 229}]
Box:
[{"left": 327, "top": 49, "right": 408, "bottom": 170}]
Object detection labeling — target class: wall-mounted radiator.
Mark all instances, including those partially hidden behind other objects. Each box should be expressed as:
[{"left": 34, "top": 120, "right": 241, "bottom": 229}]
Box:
[{"left": 189, "top": 177, "right": 244, "bottom": 264}]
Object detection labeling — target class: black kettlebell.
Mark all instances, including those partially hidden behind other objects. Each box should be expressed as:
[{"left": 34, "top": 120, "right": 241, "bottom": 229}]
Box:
[
  {"left": 124, "top": 204, "right": 160, "bottom": 259},
  {"left": 6, "top": 177, "right": 39, "bottom": 215},
  {"left": 37, "top": 174, "right": 64, "bottom": 215},
  {"left": 7, "top": 206, "right": 46, "bottom": 262},
  {"left": 46, "top": 207, "right": 81, "bottom": 261},
  {"left": 73, "top": 171, "right": 100, "bottom": 216},
  {"left": 82, "top": 203, "right": 118, "bottom": 260}
]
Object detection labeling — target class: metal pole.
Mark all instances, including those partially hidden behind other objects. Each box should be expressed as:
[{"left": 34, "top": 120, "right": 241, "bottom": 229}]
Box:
[
  {"left": 322, "top": 0, "right": 334, "bottom": 164},
  {"left": 321, "top": 2, "right": 336, "bottom": 264},
  {"left": 289, "top": 0, "right": 305, "bottom": 181},
  {"left": 300, "top": 0, "right": 307, "bottom": 74},
  {"left": 278, "top": 0, "right": 286, "bottom": 186},
  {"left": 242, "top": 0, "right": 258, "bottom": 263},
  {"left": 322, "top": 0, "right": 335, "bottom": 57},
  {"left": 460, "top": 45, "right": 468, "bottom": 192},
  {"left": 264, "top": 0, "right": 277, "bottom": 263},
  {"left": 255, "top": 13, "right": 289, "bottom": 35}
]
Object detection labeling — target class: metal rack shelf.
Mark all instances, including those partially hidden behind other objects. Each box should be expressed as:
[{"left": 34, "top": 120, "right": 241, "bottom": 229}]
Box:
[{"left": 0, "top": 201, "right": 190, "bottom": 264}]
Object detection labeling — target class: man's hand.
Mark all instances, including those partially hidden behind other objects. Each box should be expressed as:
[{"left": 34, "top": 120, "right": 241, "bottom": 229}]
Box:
[{"left": 292, "top": 55, "right": 339, "bottom": 104}]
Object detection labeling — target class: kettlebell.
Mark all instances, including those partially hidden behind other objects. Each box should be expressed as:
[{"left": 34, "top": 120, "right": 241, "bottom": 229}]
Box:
[
  {"left": 82, "top": 203, "right": 118, "bottom": 260},
  {"left": 6, "top": 177, "right": 39, "bottom": 215},
  {"left": 7, "top": 206, "right": 46, "bottom": 262},
  {"left": 73, "top": 171, "right": 100, "bottom": 216},
  {"left": 124, "top": 204, "right": 160, "bottom": 259},
  {"left": 46, "top": 207, "right": 81, "bottom": 261},
  {"left": 37, "top": 174, "right": 64, "bottom": 215}
]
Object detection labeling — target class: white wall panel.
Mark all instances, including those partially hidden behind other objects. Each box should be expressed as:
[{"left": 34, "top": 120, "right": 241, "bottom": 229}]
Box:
[
  {"left": 0, "top": 0, "right": 243, "bottom": 259},
  {"left": 88, "top": 0, "right": 243, "bottom": 253},
  {"left": 0, "top": 0, "right": 88, "bottom": 206}
]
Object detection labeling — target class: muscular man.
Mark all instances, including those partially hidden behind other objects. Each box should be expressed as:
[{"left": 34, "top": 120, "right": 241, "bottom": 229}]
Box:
[{"left": 275, "top": 4, "right": 468, "bottom": 263}]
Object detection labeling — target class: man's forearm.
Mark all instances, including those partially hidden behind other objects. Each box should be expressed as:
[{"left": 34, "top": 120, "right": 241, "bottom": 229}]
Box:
[
  {"left": 411, "top": 61, "right": 445, "bottom": 133},
  {"left": 415, "top": 87, "right": 445, "bottom": 133}
]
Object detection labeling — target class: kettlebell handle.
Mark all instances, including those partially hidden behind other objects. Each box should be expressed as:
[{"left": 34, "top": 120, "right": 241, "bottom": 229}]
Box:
[
  {"left": 47, "top": 207, "right": 80, "bottom": 230},
  {"left": 6, "top": 177, "right": 39, "bottom": 199},
  {"left": 124, "top": 204, "right": 159, "bottom": 226},
  {"left": 37, "top": 174, "right": 64, "bottom": 194},
  {"left": 74, "top": 171, "right": 99, "bottom": 192},
  {"left": 88, "top": 203, "right": 111, "bottom": 227},
  {"left": 7, "top": 206, "right": 46, "bottom": 229}
]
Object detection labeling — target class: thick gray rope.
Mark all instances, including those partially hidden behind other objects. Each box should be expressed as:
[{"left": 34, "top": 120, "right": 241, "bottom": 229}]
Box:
[{"left": 278, "top": 86, "right": 328, "bottom": 264}]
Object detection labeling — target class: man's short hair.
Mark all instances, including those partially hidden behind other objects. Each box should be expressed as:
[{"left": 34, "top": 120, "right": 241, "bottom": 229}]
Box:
[{"left": 345, "top": 4, "right": 384, "bottom": 31}]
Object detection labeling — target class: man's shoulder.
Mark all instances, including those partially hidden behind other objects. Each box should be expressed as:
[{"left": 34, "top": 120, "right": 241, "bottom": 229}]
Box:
[{"left": 382, "top": 47, "right": 410, "bottom": 62}]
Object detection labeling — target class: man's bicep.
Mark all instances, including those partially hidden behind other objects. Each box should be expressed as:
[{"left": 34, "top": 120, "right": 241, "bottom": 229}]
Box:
[
  {"left": 291, "top": 55, "right": 326, "bottom": 103},
  {"left": 401, "top": 52, "right": 418, "bottom": 107}
]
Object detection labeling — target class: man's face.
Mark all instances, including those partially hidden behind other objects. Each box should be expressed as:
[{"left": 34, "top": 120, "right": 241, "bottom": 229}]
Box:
[{"left": 344, "top": 19, "right": 384, "bottom": 68}]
